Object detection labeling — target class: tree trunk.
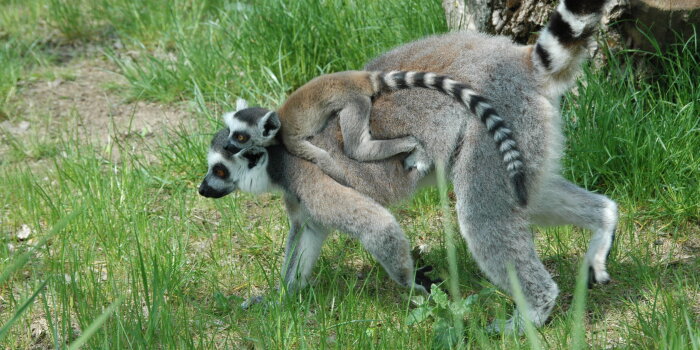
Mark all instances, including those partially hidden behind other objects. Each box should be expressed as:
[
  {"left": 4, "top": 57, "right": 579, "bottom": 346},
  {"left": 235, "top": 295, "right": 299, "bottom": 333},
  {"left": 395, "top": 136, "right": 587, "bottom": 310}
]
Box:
[{"left": 443, "top": 0, "right": 700, "bottom": 48}]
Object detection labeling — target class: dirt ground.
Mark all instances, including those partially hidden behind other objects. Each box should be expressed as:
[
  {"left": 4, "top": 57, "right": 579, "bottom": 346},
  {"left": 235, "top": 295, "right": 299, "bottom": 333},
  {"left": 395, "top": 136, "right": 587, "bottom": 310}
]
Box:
[{"left": 0, "top": 56, "right": 194, "bottom": 163}]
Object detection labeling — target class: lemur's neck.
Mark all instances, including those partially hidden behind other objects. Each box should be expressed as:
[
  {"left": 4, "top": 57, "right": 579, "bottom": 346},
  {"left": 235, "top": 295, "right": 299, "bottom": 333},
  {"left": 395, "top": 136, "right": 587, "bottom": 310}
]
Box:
[{"left": 266, "top": 144, "right": 293, "bottom": 190}]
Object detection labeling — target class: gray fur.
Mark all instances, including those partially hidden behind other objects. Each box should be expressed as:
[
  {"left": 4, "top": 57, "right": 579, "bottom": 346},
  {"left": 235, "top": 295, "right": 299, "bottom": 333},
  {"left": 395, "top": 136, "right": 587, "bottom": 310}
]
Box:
[{"left": 199, "top": 0, "right": 616, "bottom": 331}]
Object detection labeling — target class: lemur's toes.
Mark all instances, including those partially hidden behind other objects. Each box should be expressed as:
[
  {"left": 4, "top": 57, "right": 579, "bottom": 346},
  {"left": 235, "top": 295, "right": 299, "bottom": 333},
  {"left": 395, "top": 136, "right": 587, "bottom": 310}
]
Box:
[
  {"left": 587, "top": 266, "right": 611, "bottom": 289},
  {"left": 415, "top": 265, "right": 442, "bottom": 291}
]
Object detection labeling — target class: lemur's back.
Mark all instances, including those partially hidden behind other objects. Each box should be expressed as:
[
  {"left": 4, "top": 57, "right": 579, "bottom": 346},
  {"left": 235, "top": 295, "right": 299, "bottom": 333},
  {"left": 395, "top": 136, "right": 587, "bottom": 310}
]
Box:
[
  {"left": 276, "top": 32, "right": 551, "bottom": 202},
  {"left": 364, "top": 31, "right": 560, "bottom": 197},
  {"left": 277, "top": 71, "right": 375, "bottom": 135}
]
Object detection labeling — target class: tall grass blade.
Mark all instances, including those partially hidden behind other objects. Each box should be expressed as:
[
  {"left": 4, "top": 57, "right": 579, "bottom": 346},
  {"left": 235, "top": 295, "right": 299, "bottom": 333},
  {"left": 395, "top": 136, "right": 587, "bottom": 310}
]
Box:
[
  {"left": 0, "top": 207, "right": 83, "bottom": 285},
  {"left": 66, "top": 296, "right": 125, "bottom": 350},
  {"left": 570, "top": 262, "right": 589, "bottom": 349},
  {"left": 435, "top": 160, "right": 464, "bottom": 348},
  {"left": 0, "top": 279, "right": 49, "bottom": 341},
  {"left": 687, "top": 313, "right": 700, "bottom": 350},
  {"left": 506, "top": 264, "right": 543, "bottom": 350}
]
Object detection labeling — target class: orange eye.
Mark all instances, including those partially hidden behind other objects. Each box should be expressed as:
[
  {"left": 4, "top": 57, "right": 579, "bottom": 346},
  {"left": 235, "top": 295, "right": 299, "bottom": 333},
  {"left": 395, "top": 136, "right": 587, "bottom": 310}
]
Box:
[
  {"left": 236, "top": 134, "right": 249, "bottom": 142},
  {"left": 214, "top": 169, "right": 226, "bottom": 178}
]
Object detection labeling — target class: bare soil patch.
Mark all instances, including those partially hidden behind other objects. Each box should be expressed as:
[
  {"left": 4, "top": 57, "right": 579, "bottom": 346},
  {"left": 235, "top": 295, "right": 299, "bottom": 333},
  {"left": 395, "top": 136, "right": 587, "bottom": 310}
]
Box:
[{"left": 1, "top": 57, "right": 194, "bottom": 163}]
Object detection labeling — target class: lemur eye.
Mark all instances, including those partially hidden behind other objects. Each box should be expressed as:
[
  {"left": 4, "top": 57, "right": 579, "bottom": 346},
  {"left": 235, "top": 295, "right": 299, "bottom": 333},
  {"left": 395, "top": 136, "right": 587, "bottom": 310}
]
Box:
[
  {"left": 212, "top": 165, "right": 228, "bottom": 179},
  {"left": 234, "top": 133, "right": 249, "bottom": 143}
]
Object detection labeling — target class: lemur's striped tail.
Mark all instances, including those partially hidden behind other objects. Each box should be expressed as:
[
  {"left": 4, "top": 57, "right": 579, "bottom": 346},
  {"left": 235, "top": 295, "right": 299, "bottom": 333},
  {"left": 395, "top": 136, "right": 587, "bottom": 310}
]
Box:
[
  {"left": 532, "top": 0, "right": 608, "bottom": 87},
  {"left": 371, "top": 70, "right": 528, "bottom": 206}
]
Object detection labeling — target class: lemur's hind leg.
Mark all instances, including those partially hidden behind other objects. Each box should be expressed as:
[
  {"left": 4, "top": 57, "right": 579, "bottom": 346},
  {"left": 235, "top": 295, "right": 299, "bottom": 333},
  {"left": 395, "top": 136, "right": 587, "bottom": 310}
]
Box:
[
  {"left": 299, "top": 177, "right": 429, "bottom": 295},
  {"left": 452, "top": 154, "right": 558, "bottom": 332},
  {"left": 339, "top": 95, "right": 425, "bottom": 163},
  {"left": 529, "top": 175, "right": 618, "bottom": 286}
]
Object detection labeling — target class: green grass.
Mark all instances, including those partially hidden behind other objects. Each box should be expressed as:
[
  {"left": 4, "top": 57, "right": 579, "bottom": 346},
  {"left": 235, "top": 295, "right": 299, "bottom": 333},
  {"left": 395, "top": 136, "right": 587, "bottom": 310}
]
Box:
[
  {"left": 1, "top": 0, "right": 699, "bottom": 348},
  {"left": 563, "top": 40, "right": 700, "bottom": 225}
]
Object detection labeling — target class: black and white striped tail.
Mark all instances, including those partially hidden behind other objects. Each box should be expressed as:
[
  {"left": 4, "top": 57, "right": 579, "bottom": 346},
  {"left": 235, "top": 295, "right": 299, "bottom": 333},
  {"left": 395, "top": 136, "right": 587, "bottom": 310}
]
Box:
[
  {"left": 532, "top": 0, "right": 608, "bottom": 77},
  {"left": 372, "top": 70, "right": 528, "bottom": 206}
]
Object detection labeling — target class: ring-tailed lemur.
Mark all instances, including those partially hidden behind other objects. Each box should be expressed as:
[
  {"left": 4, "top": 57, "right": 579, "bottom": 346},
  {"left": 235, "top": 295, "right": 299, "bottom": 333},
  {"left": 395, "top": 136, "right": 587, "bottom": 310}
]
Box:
[
  {"left": 199, "top": 0, "right": 617, "bottom": 332},
  {"left": 222, "top": 70, "right": 528, "bottom": 205}
]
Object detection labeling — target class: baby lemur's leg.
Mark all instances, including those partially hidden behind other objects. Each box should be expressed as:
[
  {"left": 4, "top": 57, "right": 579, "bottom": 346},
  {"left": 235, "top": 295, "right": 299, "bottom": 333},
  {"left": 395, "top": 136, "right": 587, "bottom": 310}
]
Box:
[
  {"left": 299, "top": 176, "right": 429, "bottom": 295},
  {"left": 529, "top": 175, "right": 618, "bottom": 286},
  {"left": 285, "top": 136, "right": 349, "bottom": 185},
  {"left": 339, "top": 95, "right": 425, "bottom": 165},
  {"left": 281, "top": 195, "right": 330, "bottom": 292},
  {"left": 451, "top": 154, "right": 558, "bottom": 332}
]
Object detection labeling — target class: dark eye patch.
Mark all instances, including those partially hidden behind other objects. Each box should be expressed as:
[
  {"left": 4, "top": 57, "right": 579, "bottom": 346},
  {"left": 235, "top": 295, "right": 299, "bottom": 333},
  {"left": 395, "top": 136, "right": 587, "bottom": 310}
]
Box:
[{"left": 212, "top": 164, "right": 229, "bottom": 179}]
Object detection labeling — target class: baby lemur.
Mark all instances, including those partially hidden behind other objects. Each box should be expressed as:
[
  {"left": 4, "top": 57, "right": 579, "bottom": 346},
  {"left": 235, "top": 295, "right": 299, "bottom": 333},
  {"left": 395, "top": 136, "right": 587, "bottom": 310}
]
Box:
[{"left": 224, "top": 70, "right": 528, "bottom": 205}]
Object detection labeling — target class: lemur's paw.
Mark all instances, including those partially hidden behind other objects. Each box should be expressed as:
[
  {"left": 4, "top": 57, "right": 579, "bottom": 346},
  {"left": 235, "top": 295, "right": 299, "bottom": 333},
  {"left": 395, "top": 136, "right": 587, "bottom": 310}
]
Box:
[
  {"left": 404, "top": 147, "right": 432, "bottom": 176},
  {"left": 587, "top": 266, "right": 611, "bottom": 289}
]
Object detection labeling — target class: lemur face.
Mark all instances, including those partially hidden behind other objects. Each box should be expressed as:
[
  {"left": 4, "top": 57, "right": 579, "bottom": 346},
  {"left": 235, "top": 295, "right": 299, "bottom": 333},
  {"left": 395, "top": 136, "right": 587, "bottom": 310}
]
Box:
[
  {"left": 198, "top": 129, "right": 272, "bottom": 198},
  {"left": 222, "top": 99, "right": 281, "bottom": 152}
]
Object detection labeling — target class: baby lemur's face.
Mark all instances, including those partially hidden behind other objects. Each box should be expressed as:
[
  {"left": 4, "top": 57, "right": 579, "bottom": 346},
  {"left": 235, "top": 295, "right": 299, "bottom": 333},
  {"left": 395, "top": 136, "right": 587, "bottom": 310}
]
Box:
[
  {"left": 198, "top": 129, "right": 272, "bottom": 198},
  {"left": 221, "top": 98, "right": 281, "bottom": 153}
]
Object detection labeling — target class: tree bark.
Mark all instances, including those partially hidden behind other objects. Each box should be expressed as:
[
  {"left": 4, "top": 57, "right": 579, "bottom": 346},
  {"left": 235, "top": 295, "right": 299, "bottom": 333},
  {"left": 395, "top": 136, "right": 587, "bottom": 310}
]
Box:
[{"left": 443, "top": 0, "right": 700, "bottom": 48}]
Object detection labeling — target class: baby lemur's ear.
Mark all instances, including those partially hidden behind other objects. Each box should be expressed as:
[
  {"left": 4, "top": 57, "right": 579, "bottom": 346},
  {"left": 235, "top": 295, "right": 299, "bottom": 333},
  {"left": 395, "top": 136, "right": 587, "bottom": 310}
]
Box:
[
  {"left": 235, "top": 98, "right": 249, "bottom": 112},
  {"left": 258, "top": 111, "right": 281, "bottom": 139}
]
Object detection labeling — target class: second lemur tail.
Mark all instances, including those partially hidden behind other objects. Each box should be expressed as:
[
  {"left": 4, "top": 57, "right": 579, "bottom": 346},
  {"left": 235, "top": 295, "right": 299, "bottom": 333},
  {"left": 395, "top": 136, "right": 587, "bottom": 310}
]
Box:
[
  {"left": 532, "top": 0, "right": 609, "bottom": 93},
  {"left": 371, "top": 70, "right": 528, "bottom": 206}
]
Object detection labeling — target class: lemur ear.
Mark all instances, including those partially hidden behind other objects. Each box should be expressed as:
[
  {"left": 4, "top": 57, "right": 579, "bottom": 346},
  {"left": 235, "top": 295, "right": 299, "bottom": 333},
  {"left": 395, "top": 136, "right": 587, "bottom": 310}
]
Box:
[
  {"left": 258, "top": 111, "right": 281, "bottom": 139},
  {"left": 235, "top": 98, "right": 249, "bottom": 112}
]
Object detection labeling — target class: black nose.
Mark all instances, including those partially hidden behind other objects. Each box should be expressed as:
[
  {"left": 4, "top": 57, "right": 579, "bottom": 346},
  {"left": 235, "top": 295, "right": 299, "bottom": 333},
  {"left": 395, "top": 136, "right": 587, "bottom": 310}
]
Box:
[
  {"left": 199, "top": 181, "right": 215, "bottom": 197},
  {"left": 224, "top": 141, "right": 241, "bottom": 154},
  {"left": 199, "top": 180, "right": 231, "bottom": 198}
]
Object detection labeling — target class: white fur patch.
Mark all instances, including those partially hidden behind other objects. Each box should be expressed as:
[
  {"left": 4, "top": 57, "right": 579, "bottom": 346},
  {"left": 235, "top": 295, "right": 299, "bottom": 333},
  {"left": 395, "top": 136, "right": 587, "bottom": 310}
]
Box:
[
  {"left": 423, "top": 73, "right": 436, "bottom": 86},
  {"left": 369, "top": 72, "right": 382, "bottom": 93},
  {"left": 207, "top": 150, "right": 227, "bottom": 166},
  {"left": 460, "top": 88, "right": 476, "bottom": 106},
  {"left": 442, "top": 79, "right": 455, "bottom": 94},
  {"left": 485, "top": 115, "right": 504, "bottom": 130},
  {"left": 503, "top": 150, "right": 520, "bottom": 163},
  {"left": 474, "top": 101, "right": 491, "bottom": 117},
  {"left": 405, "top": 71, "right": 417, "bottom": 86},
  {"left": 384, "top": 71, "right": 400, "bottom": 89},
  {"left": 223, "top": 113, "right": 249, "bottom": 137},
  {"left": 499, "top": 139, "right": 516, "bottom": 152},
  {"left": 586, "top": 199, "right": 615, "bottom": 283},
  {"left": 234, "top": 149, "right": 275, "bottom": 194},
  {"left": 557, "top": 2, "right": 597, "bottom": 37},
  {"left": 507, "top": 160, "right": 523, "bottom": 172},
  {"left": 237, "top": 161, "right": 274, "bottom": 194},
  {"left": 235, "top": 98, "right": 249, "bottom": 111},
  {"left": 537, "top": 29, "right": 571, "bottom": 73},
  {"left": 494, "top": 129, "right": 511, "bottom": 143}
]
